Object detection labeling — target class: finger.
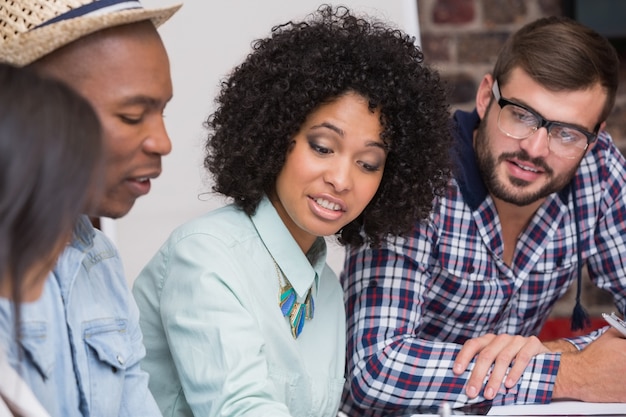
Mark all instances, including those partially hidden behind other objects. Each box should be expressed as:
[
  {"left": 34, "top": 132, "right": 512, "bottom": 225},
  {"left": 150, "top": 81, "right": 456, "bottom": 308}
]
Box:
[
  {"left": 505, "top": 337, "right": 547, "bottom": 388},
  {"left": 483, "top": 341, "right": 523, "bottom": 399},
  {"left": 465, "top": 336, "right": 509, "bottom": 398},
  {"left": 454, "top": 334, "right": 494, "bottom": 375},
  {"left": 505, "top": 356, "right": 529, "bottom": 389}
]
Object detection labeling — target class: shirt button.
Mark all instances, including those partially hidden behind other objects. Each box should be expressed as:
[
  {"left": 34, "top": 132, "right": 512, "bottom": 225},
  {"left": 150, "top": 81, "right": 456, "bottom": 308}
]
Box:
[{"left": 117, "top": 355, "right": 125, "bottom": 365}]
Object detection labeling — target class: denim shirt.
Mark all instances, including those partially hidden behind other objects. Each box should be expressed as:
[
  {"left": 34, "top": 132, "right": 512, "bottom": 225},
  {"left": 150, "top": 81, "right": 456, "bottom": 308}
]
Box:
[{"left": 0, "top": 215, "right": 160, "bottom": 417}]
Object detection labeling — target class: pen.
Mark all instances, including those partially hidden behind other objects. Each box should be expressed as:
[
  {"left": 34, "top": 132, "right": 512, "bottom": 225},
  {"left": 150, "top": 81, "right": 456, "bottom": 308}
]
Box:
[{"left": 602, "top": 312, "right": 626, "bottom": 337}]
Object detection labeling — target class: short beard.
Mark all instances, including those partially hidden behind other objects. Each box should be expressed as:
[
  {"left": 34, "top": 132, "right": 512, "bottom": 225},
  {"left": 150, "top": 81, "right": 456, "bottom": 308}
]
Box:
[{"left": 474, "top": 112, "right": 580, "bottom": 207}]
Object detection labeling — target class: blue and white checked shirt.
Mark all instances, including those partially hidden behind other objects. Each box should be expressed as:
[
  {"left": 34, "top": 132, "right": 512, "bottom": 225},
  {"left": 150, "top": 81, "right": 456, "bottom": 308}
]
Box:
[{"left": 340, "top": 110, "right": 626, "bottom": 416}]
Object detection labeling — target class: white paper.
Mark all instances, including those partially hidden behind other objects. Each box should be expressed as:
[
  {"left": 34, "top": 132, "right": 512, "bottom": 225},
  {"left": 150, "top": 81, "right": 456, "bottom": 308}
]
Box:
[{"left": 487, "top": 400, "right": 626, "bottom": 415}]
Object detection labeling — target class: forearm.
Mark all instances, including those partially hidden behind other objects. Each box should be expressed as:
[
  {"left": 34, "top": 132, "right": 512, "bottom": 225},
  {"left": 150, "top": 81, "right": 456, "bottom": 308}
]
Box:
[
  {"left": 348, "top": 338, "right": 476, "bottom": 410},
  {"left": 552, "top": 329, "right": 626, "bottom": 403},
  {"left": 348, "top": 338, "right": 560, "bottom": 410},
  {"left": 553, "top": 351, "right": 586, "bottom": 400}
]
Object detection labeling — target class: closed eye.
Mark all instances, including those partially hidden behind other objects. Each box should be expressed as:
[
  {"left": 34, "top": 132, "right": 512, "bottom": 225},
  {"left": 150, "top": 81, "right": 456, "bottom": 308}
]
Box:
[
  {"left": 511, "top": 106, "right": 536, "bottom": 126},
  {"left": 119, "top": 114, "right": 143, "bottom": 125},
  {"left": 359, "top": 161, "right": 382, "bottom": 172},
  {"left": 309, "top": 141, "right": 332, "bottom": 155},
  {"left": 552, "top": 127, "right": 583, "bottom": 144}
]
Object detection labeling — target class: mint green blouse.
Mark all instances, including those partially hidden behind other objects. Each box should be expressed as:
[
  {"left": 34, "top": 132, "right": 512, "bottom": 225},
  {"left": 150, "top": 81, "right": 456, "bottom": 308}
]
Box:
[{"left": 133, "top": 196, "right": 345, "bottom": 417}]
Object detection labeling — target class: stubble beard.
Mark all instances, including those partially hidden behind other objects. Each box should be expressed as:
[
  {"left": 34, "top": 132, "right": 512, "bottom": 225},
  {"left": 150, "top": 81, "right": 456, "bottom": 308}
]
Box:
[{"left": 474, "top": 114, "right": 580, "bottom": 207}]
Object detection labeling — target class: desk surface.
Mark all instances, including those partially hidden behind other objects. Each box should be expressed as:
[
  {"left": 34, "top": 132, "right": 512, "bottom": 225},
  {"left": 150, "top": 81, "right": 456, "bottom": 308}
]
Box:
[
  {"left": 487, "top": 401, "right": 626, "bottom": 416},
  {"left": 404, "top": 400, "right": 626, "bottom": 416}
]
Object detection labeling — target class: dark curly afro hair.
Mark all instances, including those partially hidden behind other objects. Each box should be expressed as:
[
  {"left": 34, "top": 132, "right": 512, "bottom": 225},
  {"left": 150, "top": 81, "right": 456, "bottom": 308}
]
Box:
[{"left": 205, "top": 5, "right": 452, "bottom": 248}]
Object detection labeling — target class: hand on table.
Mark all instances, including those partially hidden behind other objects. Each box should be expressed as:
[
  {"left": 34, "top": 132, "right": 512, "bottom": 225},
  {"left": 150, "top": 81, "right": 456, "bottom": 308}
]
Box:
[{"left": 453, "top": 333, "right": 550, "bottom": 400}]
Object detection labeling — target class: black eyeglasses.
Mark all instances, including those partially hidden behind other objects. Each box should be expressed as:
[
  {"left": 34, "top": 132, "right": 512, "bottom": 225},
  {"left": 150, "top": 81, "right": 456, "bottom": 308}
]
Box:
[{"left": 491, "top": 80, "right": 599, "bottom": 159}]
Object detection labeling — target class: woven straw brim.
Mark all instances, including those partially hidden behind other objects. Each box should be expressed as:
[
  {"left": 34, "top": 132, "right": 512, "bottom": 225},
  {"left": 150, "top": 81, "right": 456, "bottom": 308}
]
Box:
[{"left": 0, "top": 3, "right": 181, "bottom": 67}]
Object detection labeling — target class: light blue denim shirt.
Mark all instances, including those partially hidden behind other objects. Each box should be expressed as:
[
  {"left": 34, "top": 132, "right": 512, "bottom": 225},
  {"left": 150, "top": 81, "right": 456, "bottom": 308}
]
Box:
[
  {"left": 133, "top": 196, "right": 346, "bottom": 417},
  {"left": 0, "top": 215, "right": 160, "bottom": 417}
]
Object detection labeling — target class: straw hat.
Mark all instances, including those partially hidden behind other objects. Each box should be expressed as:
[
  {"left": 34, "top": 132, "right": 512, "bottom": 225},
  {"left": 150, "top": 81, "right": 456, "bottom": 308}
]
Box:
[{"left": 0, "top": 0, "right": 182, "bottom": 67}]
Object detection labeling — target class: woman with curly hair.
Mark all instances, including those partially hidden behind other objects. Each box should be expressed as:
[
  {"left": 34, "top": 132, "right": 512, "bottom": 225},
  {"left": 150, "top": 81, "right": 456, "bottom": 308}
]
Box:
[{"left": 133, "top": 5, "right": 451, "bottom": 417}]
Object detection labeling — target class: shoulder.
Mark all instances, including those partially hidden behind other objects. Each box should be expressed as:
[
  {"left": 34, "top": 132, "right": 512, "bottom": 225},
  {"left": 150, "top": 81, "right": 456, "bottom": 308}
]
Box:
[
  {"left": 54, "top": 220, "right": 125, "bottom": 289},
  {"left": 134, "top": 205, "right": 268, "bottom": 301},
  {"left": 168, "top": 204, "right": 255, "bottom": 247},
  {"left": 141, "top": 204, "right": 259, "bottom": 279}
]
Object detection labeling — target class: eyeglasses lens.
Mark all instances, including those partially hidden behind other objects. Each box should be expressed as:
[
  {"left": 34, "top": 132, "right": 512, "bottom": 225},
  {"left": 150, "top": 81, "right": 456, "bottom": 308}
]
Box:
[{"left": 498, "top": 105, "right": 588, "bottom": 158}]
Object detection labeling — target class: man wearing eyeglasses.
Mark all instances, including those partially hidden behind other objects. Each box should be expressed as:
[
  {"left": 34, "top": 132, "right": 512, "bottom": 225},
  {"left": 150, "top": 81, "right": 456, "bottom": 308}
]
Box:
[{"left": 341, "top": 16, "right": 626, "bottom": 416}]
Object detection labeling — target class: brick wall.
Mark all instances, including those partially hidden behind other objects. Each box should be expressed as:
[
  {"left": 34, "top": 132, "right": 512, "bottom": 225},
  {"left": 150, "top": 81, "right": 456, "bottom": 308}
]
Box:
[{"left": 418, "top": 0, "right": 621, "bottom": 319}]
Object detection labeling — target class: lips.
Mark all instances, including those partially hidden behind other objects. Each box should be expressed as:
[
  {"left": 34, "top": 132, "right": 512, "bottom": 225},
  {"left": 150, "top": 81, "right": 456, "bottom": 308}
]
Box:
[
  {"left": 125, "top": 170, "right": 160, "bottom": 197},
  {"left": 308, "top": 195, "right": 347, "bottom": 222},
  {"left": 506, "top": 159, "right": 544, "bottom": 182},
  {"left": 125, "top": 177, "right": 152, "bottom": 197},
  {"left": 512, "top": 160, "right": 540, "bottom": 173},
  {"left": 314, "top": 197, "right": 343, "bottom": 211}
]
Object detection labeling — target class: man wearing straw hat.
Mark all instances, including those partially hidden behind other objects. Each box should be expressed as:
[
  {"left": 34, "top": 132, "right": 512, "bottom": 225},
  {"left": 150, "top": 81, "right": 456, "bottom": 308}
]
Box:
[{"left": 0, "top": 1, "right": 181, "bottom": 416}]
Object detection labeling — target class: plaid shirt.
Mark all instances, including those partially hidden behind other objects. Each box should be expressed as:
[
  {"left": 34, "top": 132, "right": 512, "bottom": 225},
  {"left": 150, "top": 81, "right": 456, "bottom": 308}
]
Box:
[{"left": 340, "top": 110, "right": 626, "bottom": 416}]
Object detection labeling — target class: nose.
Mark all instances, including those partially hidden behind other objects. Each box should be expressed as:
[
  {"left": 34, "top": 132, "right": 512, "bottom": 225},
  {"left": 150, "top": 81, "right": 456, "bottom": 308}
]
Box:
[
  {"left": 324, "top": 160, "right": 353, "bottom": 193},
  {"left": 519, "top": 127, "right": 550, "bottom": 158},
  {"left": 143, "top": 116, "right": 172, "bottom": 156}
]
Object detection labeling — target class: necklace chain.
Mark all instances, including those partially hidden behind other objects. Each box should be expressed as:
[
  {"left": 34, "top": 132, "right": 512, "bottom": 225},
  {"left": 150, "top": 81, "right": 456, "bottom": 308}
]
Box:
[{"left": 273, "top": 260, "right": 314, "bottom": 338}]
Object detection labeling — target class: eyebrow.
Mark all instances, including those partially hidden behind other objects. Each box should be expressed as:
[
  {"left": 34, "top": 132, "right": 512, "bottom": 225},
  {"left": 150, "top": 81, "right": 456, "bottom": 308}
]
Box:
[
  {"left": 119, "top": 94, "right": 171, "bottom": 109},
  {"left": 311, "top": 122, "right": 344, "bottom": 136},
  {"left": 310, "top": 122, "right": 386, "bottom": 150}
]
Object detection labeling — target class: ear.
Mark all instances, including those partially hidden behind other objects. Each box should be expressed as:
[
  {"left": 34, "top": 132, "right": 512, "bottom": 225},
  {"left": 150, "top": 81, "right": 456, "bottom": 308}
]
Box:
[{"left": 476, "top": 74, "right": 495, "bottom": 120}]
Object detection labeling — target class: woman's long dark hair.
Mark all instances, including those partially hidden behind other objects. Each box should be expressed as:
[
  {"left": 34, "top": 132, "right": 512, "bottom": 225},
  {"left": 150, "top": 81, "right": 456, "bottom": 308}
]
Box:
[{"left": 0, "top": 63, "right": 103, "bottom": 336}]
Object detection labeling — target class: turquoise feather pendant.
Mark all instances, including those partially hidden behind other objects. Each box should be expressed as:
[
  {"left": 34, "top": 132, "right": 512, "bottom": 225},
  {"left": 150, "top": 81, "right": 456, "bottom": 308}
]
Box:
[{"left": 277, "top": 269, "right": 314, "bottom": 338}]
